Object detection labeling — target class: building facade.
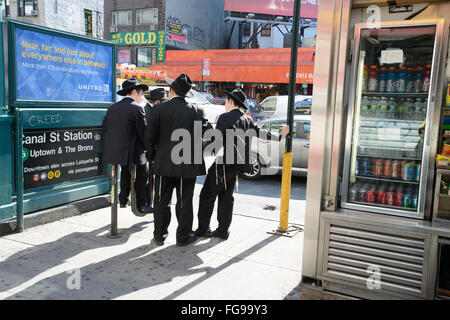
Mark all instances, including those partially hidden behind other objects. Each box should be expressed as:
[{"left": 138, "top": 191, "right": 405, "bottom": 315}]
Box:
[
  {"left": 3, "top": 0, "right": 104, "bottom": 38},
  {"left": 104, "top": 0, "right": 227, "bottom": 67}
]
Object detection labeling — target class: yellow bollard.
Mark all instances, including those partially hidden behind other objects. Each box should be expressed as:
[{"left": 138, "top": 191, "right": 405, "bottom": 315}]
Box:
[{"left": 279, "top": 152, "right": 293, "bottom": 232}]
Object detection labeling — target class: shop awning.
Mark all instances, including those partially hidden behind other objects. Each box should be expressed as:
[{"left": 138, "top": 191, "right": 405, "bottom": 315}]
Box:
[{"left": 119, "top": 47, "right": 315, "bottom": 84}]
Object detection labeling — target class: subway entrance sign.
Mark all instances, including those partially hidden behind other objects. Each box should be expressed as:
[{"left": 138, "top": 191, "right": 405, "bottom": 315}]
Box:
[{"left": 1, "top": 20, "right": 116, "bottom": 228}]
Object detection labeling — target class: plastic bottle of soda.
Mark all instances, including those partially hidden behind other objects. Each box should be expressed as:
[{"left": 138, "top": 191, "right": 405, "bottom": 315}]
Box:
[
  {"left": 386, "top": 67, "right": 397, "bottom": 93},
  {"left": 377, "top": 96, "right": 388, "bottom": 118},
  {"left": 422, "top": 64, "right": 431, "bottom": 94},
  {"left": 378, "top": 67, "right": 387, "bottom": 93},
  {"left": 377, "top": 183, "right": 386, "bottom": 204},
  {"left": 369, "top": 97, "right": 379, "bottom": 118},
  {"left": 368, "top": 66, "right": 379, "bottom": 93},
  {"left": 349, "top": 183, "right": 359, "bottom": 202},
  {"left": 362, "top": 65, "right": 369, "bottom": 93},
  {"left": 397, "top": 99, "right": 407, "bottom": 120},
  {"left": 404, "top": 98, "right": 414, "bottom": 121},
  {"left": 388, "top": 97, "right": 396, "bottom": 120},
  {"left": 406, "top": 67, "right": 415, "bottom": 93},
  {"left": 414, "top": 67, "right": 424, "bottom": 93},
  {"left": 398, "top": 67, "right": 408, "bottom": 93},
  {"left": 394, "top": 185, "right": 404, "bottom": 207},
  {"left": 413, "top": 98, "right": 423, "bottom": 121},
  {"left": 360, "top": 96, "right": 370, "bottom": 117}
]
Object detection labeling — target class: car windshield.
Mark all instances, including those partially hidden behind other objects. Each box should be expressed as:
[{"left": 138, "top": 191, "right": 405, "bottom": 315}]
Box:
[
  {"left": 186, "top": 90, "right": 210, "bottom": 104},
  {"left": 245, "top": 99, "right": 261, "bottom": 113},
  {"left": 198, "top": 92, "right": 214, "bottom": 100}
]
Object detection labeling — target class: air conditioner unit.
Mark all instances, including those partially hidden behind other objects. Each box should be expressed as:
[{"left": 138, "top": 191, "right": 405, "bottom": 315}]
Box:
[
  {"left": 110, "top": 26, "right": 117, "bottom": 32},
  {"left": 31, "top": 10, "right": 39, "bottom": 16}
]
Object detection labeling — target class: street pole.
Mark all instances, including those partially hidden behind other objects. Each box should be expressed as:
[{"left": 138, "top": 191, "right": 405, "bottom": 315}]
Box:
[
  {"left": 108, "top": 164, "right": 120, "bottom": 238},
  {"left": 278, "top": 0, "right": 300, "bottom": 233}
]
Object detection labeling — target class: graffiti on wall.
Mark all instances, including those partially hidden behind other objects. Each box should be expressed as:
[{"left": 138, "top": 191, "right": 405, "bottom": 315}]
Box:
[{"left": 166, "top": 16, "right": 206, "bottom": 48}]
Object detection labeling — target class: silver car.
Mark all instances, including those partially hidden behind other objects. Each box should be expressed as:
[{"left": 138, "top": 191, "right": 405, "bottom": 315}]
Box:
[{"left": 241, "top": 115, "right": 311, "bottom": 180}]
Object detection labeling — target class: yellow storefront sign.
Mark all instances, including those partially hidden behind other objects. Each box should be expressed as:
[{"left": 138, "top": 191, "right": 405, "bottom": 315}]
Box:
[{"left": 111, "top": 31, "right": 158, "bottom": 46}]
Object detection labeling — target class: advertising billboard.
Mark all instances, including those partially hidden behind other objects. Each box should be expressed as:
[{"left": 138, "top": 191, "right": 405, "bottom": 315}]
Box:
[
  {"left": 224, "top": 0, "right": 318, "bottom": 19},
  {"left": 111, "top": 31, "right": 166, "bottom": 63},
  {"left": 10, "top": 21, "right": 115, "bottom": 106}
]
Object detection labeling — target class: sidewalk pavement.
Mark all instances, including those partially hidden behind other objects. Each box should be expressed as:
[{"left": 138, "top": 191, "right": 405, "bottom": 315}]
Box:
[{"left": 0, "top": 180, "right": 305, "bottom": 300}]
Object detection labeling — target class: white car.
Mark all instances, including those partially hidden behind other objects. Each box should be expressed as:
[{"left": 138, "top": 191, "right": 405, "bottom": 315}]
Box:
[
  {"left": 260, "top": 95, "right": 312, "bottom": 119},
  {"left": 146, "top": 85, "right": 225, "bottom": 125}
]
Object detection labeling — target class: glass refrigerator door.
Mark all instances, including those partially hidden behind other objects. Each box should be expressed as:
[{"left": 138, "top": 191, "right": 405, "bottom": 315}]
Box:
[{"left": 342, "top": 23, "right": 441, "bottom": 218}]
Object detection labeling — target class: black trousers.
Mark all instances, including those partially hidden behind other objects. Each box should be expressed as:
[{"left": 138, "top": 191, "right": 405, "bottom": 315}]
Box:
[
  {"left": 119, "top": 164, "right": 148, "bottom": 208},
  {"left": 153, "top": 175, "right": 196, "bottom": 243},
  {"left": 197, "top": 163, "right": 239, "bottom": 234}
]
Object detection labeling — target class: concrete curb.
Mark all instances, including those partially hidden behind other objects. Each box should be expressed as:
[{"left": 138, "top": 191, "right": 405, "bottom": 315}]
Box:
[{"left": 0, "top": 195, "right": 111, "bottom": 237}]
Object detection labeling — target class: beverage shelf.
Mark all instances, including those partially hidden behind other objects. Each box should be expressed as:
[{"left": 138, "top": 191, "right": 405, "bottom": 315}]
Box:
[
  {"left": 357, "top": 154, "right": 421, "bottom": 161},
  {"left": 349, "top": 200, "right": 417, "bottom": 212},
  {"left": 362, "top": 92, "right": 428, "bottom": 98},
  {"left": 355, "top": 174, "right": 419, "bottom": 184}
]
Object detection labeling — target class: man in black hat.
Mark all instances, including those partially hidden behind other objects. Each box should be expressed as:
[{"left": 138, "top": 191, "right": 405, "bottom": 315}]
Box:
[
  {"left": 194, "top": 88, "right": 289, "bottom": 240},
  {"left": 103, "top": 79, "right": 153, "bottom": 214},
  {"left": 144, "top": 88, "right": 168, "bottom": 123},
  {"left": 144, "top": 74, "right": 212, "bottom": 246}
]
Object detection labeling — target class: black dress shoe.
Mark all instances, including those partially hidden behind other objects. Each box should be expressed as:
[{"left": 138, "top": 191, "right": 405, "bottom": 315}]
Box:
[
  {"left": 194, "top": 228, "right": 212, "bottom": 238},
  {"left": 120, "top": 203, "right": 127, "bottom": 208},
  {"left": 176, "top": 234, "right": 198, "bottom": 246},
  {"left": 151, "top": 238, "right": 164, "bottom": 246},
  {"left": 138, "top": 205, "right": 154, "bottom": 214},
  {"left": 211, "top": 230, "right": 230, "bottom": 240}
]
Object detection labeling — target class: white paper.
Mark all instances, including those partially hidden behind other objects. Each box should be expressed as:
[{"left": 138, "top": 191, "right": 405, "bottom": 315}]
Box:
[{"left": 380, "top": 49, "right": 404, "bottom": 65}]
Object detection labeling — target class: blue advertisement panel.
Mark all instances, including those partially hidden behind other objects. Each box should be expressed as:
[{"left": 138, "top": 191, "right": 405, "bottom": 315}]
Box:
[{"left": 12, "top": 23, "right": 114, "bottom": 104}]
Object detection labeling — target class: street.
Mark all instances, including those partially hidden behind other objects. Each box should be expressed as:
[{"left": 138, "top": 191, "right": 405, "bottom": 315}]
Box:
[{"left": 0, "top": 173, "right": 307, "bottom": 300}]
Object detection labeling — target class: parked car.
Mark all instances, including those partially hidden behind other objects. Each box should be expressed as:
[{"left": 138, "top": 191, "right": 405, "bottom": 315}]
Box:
[
  {"left": 240, "top": 115, "right": 311, "bottom": 180},
  {"left": 198, "top": 91, "right": 226, "bottom": 105},
  {"left": 144, "top": 86, "right": 225, "bottom": 124},
  {"left": 260, "top": 95, "right": 313, "bottom": 119},
  {"left": 244, "top": 99, "right": 265, "bottom": 122}
]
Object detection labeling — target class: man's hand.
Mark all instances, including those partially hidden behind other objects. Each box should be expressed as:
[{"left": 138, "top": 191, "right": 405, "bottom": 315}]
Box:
[{"left": 281, "top": 125, "right": 290, "bottom": 138}]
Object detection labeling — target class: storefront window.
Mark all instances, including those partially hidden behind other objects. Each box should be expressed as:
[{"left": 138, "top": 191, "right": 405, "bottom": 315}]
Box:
[
  {"left": 261, "top": 24, "right": 271, "bottom": 37},
  {"left": 117, "top": 48, "right": 131, "bottom": 64},
  {"left": 18, "top": 0, "right": 37, "bottom": 17},
  {"left": 137, "top": 47, "right": 153, "bottom": 67}
]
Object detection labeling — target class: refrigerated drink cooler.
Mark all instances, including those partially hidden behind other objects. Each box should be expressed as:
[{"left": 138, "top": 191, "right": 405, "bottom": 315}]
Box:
[
  {"left": 301, "top": 0, "right": 450, "bottom": 300},
  {"left": 341, "top": 22, "right": 445, "bottom": 219}
]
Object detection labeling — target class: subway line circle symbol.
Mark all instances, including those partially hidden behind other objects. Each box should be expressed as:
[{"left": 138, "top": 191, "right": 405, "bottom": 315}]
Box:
[
  {"left": 48, "top": 171, "right": 54, "bottom": 180},
  {"left": 33, "top": 174, "right": 39, "bottom": 182},
  {"left": 40, "top": 172, "right": 47, "bottom": 180},
  {"left": 55, "top": 170, "right": 61, "bottom": 178}
]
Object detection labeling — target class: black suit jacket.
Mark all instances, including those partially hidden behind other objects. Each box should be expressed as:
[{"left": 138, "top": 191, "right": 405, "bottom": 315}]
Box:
[
  {"left": 103, "top": 97, "right": 147, "bottom": 165},
  {"left": 144, "top": 97, "right": 212, "bottom": 178},
  {"left": 215, "top": 109, "right": 281, "bottom": 173}
]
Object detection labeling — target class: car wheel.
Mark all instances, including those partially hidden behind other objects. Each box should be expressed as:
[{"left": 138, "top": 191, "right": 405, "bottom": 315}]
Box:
[{"left": 240, "top": 154, "right": 263, "bottom": 180}]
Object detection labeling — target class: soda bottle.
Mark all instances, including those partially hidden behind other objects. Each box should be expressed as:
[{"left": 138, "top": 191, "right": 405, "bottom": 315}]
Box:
[
  {"left": 393, "top": 68, "right": 400, "bottom": 93},
  {"left": 422, "top": 64, "right": 431, "bottom": 94},
  {"left": 403, "top": 189, "right": 413, "bottom": 208},
  {"left": 368, "top": 65, "right": 379, "bottom": 93},
  {"left": 411, "top": 187, "right": 419, "bottom": 209},
  {"left": 386, "top": 67, "right": 397, "bottom": 93},
  {"left": 406, "top": 67, "right": 415, "bottom": 93},
  {"left": 394, "top": 186, "right": 404, "bottom": 207},
  {"left": 349, "top": 183, "right": 359, "bottom": 202},
  {"left": 397, "top": 99, "right": 407, "bottom": 120},
  {"left": 377, "top": 183, "right": 386, "bottom": 204},
  {"left": 378, "top": 67, "right": 387, "bottom": 93},
  {"left": 362, "top": 65, "right": 369, "bottom": 93},
  {"left": 369, "top": 97, "right": 379, "bottom": 118},
  {"left": 398, "top": 67, "right": 408, "bottom": 93},
  {"left": 404, "top": 98, "right": 414, "bottom": 121},
  {"left": 414, "top": 67, "right": 424, "bottom": 93}
]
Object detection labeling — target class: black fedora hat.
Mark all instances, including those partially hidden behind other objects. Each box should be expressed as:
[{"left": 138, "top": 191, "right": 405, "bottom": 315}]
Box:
[
  {"left": 148, "top": 88, "right": 167, "bottom": 101},
  {"left": 117, "top": 79, "right": 149, "bottom": 96},
  {"left": 224, "top": 88, "right": 247, "bottom": 109},
  {"left": 166, "top": 73, "right": 195, "bottom": 98}
]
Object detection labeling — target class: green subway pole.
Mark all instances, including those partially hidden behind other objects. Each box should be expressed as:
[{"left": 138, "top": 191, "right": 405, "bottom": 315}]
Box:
[{"left": 278, "top": 0, "right": 300, "bottom": 233}]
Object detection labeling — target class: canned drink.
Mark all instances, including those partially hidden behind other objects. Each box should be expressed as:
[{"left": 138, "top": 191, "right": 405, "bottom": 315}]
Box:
[
  {"left": 384, "top": 187, "right": 395, "bottom": 206},
  {"left": 414, "top": 163, "right": 421, "bottom": 182},
  {"left": 403, "top": 191, "right": 413, "bottom": 208},
  {"left": 391, "top": 160, "right": 401, "bottom": 178},
  {"left": 367, "top": 186, "right": 377, "bottom": 203},
  {"left": 349, "top": 184, "right": 359, "bottom": 202},
  {"left": 411, "top": 194, "right": 418, "bottom": 209},
  {"left": 394, "top": 189, "right": 404, "bottom": 207},
  {"left": 358, "top": 185, "right": 368, "bottom": 202},
  {"left": 374, "top": 159, "right": 383, "bottom": 176},
  {"left": 383, "top": 159, "right": 391, "bottom": 177},
  {"left": 377, "top": 185, "right": 385, "bottom": 204},
  {"left": 360, "top": 158, "right": 369, "bottom": 175},
  {"left": 402, "top": 163, "right": 415, "bottom": 181}
]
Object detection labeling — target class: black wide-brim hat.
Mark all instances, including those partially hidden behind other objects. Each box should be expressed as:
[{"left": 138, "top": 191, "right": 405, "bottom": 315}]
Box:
[
  {"left": 166, "top": 73, "right": 195, "bottom": 98},
  {"left": 148, "top": 88, "right": 167, "bottom": 100},
  {"left": 117, "top": 79, "right": 149, "bottom": 96},
  {"left": 224, "top": 88, "right": 247, "bottom": 109}
]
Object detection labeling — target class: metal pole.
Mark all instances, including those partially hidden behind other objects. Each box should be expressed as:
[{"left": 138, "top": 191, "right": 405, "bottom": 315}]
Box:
[
  {"left": 109, "top": 164, "right": 119, "bottom": 238},
  {"left": 278, "top": 0, "right": 300, "bottom": 232},
  {"left": 15, "top": 108, "right": 24, "bottom": 232}
]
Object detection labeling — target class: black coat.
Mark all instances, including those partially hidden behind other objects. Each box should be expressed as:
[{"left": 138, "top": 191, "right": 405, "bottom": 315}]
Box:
[
  {"left": 144, "top": 97, "right": 212, "bottom": 178},
  {"left": 215, "top": 108, "right": 281, "bottom": 173},
  {"left": 103, "top": 97, "right": 147, "bottom": 165}
]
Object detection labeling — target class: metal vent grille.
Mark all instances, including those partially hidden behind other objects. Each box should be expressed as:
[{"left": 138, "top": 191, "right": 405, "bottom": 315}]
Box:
[{"left": 324, "top": 223, "right": 427, "bottom": 297}]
